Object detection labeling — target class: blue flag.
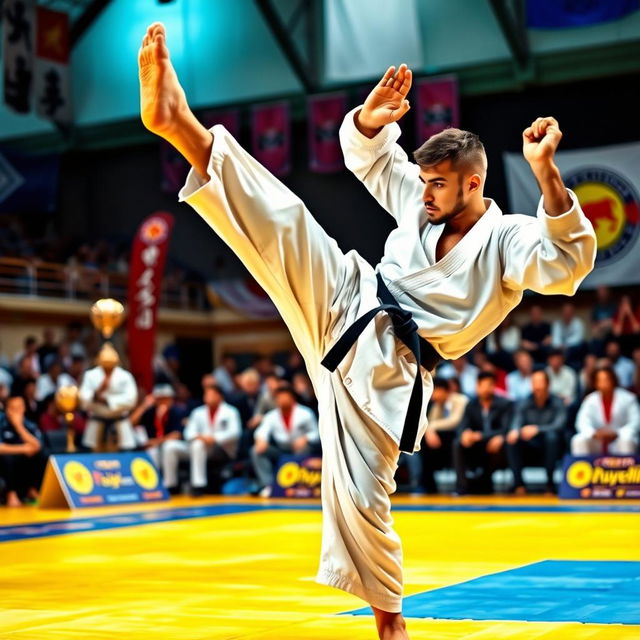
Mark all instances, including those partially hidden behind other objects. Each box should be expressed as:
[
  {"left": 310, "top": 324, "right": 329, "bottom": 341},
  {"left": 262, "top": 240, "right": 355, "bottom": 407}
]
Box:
[{"left": 527, "top": 0, "right": 639, "bottom": 28}]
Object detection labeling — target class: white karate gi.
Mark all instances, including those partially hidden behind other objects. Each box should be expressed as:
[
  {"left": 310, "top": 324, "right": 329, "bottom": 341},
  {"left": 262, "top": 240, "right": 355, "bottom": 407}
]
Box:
[
  {"left": 571, "top": 388, "right": 640, "bottom": 455},
  {"left": 177, "top": 108, "right": 596, "bottom": 612},
  {"left": 79, "top": 366, "right": 138, "bottom": 450},
  {"left": 162, "top": 402, "right": 241, "bottom": 489}
]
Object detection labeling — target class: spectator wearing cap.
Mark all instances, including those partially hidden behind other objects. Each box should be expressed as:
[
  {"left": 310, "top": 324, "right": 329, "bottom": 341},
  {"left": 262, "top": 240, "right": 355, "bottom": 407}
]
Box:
[
  {"left": 130, "top": 384, "right": 187, "bottom": 470},
  {"left": 251, "top": 384, "right": 319, "bottom": 498},
  {"left": 546, "top": 348, "right": 578, "bottom": 406},
  {"left": 0, "top": 395, "right": 47, "bottom": 507},
  {"left": 506, "top": 370, "right": 566, "bottom": 495},
  {"left": 162, "top": 384, "right": 241, "bottom": 495},
  {"left": 35, "top": 356, "right": 75, "bottom": 402},
  {"left": 571, "top": 366, "right": 639, "bottom": 456}
]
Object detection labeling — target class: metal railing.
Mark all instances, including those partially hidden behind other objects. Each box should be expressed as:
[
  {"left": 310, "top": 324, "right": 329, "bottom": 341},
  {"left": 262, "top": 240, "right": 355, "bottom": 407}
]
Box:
[{"left": 0, "top": 257, "right": 207, "bottom": 310}]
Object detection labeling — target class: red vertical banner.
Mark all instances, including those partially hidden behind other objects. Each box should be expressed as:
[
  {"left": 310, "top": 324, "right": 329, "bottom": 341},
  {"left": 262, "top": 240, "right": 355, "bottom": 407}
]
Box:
[
  {"left": 127, "top": 212, "right": 174, "bottom": 392},
  {"left": 161, "top": 108, "right": 240, "bottom": 194},
  {"left": 34, "top": 6, "right": 72, "bottom": 124},
  {"left": 251, "top": 101, "right": 291, "bottom": 176},
  {"left": 308, "top": 93, "right": 347, "bottom": 173},
  {"left": 415, "top": 76, "right": 459, "bottom": 146}
]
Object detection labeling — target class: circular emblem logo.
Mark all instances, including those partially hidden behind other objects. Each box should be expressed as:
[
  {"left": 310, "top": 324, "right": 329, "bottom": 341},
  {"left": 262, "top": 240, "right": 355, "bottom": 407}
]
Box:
[
  {"left": 63, "top": 461, "right": 94, "bottom": 495},
  {"left": 565, "top": 167, "right": 640, "bottom": 267},
  {"left": 566, "top": 460, "right": 593, "bottom": 489},
  {"left": 140, "top": 217, "right": 169, "bottom": 245},
  {"left": 130, "top": 457, "right": 159, "bottom": 490},
  {"left": 276, "top": 462, "right": 300, "bottom": 489}
]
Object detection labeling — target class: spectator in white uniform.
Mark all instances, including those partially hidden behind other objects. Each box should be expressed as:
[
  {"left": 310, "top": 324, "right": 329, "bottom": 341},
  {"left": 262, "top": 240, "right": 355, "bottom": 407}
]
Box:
[
  {"left": 571, "top": 366, "right": 639, "bottom": 456},
  {"left": 162, "top": 384, "right": 241, "bottom": 495},
  {"left": 79, "top": 344, "right": 138, "bottom": 451},
  {"left": 251, "top": 384, "right": 320, "bottom": 497}
]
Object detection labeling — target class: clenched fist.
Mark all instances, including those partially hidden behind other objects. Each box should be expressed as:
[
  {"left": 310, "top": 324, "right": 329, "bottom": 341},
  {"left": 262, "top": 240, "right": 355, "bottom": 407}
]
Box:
[{"left": 522, "top": 117, "right": 563, "bottom": 168}]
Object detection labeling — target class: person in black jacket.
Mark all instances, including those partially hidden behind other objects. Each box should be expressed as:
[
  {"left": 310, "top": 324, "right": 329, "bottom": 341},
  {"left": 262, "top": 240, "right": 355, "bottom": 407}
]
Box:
[
  {"left": 453, "top": 371, "right": 513, "bottom": 494},
  {"left": 506, "top": 369, "right": 566, "bottom": 495}
]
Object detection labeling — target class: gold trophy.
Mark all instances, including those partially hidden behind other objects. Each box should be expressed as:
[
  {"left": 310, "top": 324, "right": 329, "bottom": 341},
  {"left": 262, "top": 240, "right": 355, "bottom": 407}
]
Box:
[
  {"left": 90, "top": 299, "right": 126, "bottom": 452},
  {"left": 55, "top": 385, "right": 79, "bottom": 453}
]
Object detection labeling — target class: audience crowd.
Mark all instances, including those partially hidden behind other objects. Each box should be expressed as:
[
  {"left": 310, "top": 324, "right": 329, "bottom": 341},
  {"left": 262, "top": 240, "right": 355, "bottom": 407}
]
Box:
[{"left": 1, "top": 285, "right": 639, "bottom": 506}]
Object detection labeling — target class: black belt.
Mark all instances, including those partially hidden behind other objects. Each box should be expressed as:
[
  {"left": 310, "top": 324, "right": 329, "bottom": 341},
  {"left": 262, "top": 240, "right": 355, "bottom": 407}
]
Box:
[{"left": 321, "top": 272, "right": 441, "bottom": 453}]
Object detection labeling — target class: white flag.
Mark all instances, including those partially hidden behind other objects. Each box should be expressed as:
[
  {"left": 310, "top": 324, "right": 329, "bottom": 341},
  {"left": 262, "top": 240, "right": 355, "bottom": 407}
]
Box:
[
  {"left": 504, "top": 142, "right": 640, "bottom": 288},
  {"left": 2, "top": 0, "right": 36, "bottom": 114}
]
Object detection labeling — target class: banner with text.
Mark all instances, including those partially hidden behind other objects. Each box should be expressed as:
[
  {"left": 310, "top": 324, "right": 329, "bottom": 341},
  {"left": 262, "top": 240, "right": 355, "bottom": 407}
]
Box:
[
  {"left": 39, "top": 452, "right": 169, "bottom": 509},
  {"left": 127, "top": 212, "right": 174, "bottom": 392},
  {"left": 559, "top": 454, "right": 640, "bottom": 499}
]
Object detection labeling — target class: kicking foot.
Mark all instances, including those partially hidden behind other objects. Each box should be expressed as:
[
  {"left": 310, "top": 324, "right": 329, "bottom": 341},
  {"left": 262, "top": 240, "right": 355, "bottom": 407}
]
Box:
[
  {"left": 138, "top": 22, "right": 190, "bottom": 139},
  {"left": 372, "top": 607, "right": 409, "bottom": 640}
]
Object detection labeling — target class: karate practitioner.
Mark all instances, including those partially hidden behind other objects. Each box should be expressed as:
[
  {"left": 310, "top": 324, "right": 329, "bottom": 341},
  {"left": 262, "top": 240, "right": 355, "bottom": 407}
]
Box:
[{"left": 138, "top": 23, "right": 596, "bottom": 640}]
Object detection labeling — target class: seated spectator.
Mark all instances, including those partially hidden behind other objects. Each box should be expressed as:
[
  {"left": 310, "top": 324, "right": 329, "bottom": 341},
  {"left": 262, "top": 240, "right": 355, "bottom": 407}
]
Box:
[
  {"left": 37, "top": 328, "right": 59, "bottom": 372},
  {"left": 453, "top": 372, "right": 513, "bottom": 495},
  {"left": 251, "top": 384, "right": 319, "bottom": 498},
  {"left": 292, "top": 372, "right": 318, "bottom": 415},
  {"left": 546, "top": 348, "right": 577, "bottom": 406},
  {"left": 485, "top": 315, "right": 521, "bottom": 371},
  {"left": 571, "top": 366, "right": 639, "bottom": 456},
  {"left": 13, "top": 336, "right": 41, "bottom": 378},
  {"left": 438, "top": 355, "right": 479, "bottom": 398},
  {"left": 521, "top": 305, "right": 551, "bottom": 363},
  {"left": 506, "top": 349, "right": 533, "bottom": 401},
  {"left": 420, "top": 378, "right": 468, "bottom": 493},
  {"left": 632, "top": 347, "right": 640, "bottom": 397},
  {"left": 130, "top": 384, "right": 186, "bottom": 470},
  {"left": 233, "top": 368, "right": 263, "bottom": 426},
  {"left": 67, "top": 354, "right": 87, "bottom": 386},
  {"left": 162, "top": 385, "right": 241, "bottom": 495},
  {"left": 473, "top": 352, "right": 507, "bottom": 394},
  {"left": 213, "top": 355, "right": 238, "bottom": 397},
  {"left": 250, "top": 372, "right": 280, "bottom": 429},
  {"left": 35, "top": 356, "right": 75, "bottom": 402},
  {"left": 79, "top": 344, "right": 138, "bottom": 452},
  {"left": 283, "top": 351, "right": 306, "bottom": 382},
  {"left": 590, "top": 285, "right": 616, "bottom": 354},
  {"left": 0, "top": 395, "right": 47, "bottom": 507},
  {"left": 506, "top": 370, "right": 566, "bottom": 495},
  {"left": 20, "top": 378, "right": 40, "bottom": 424},
  {"left": 605, "top": 339, "right": 635, "bottom": 389},
  {"left": 579, "top": 353, "right": 598, "bottom": 398},
  {"left": 551, "top": 302, "right": 585, "bottom": 357},
  {"left": 0, "top": 365, "right": 12, "bottom": 390},
  {"left": 612, "top": 294, "right": 640, "bottom": 356}
]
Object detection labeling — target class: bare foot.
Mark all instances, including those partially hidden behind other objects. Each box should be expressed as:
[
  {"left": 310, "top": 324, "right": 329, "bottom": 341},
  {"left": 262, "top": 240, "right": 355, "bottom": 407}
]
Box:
[
  {"left": 372, "top": 607, "right": 409, "bottom": 640},
  {"left": 138, "top": 22, "right": 190, "bottom": 138},
  {"left": 6, "top": 491, "right": 23, "bottom": 507}
]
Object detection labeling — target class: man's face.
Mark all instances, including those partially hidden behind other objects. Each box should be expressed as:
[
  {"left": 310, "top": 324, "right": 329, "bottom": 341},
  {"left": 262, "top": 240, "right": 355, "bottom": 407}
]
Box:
[
  {"left": 605, "top": 342, "right": 620, "bottom": 360},
  {"left": 548, "top": 354, "right": 563, "bottom": 371},
  {"left": 561, "top": 304, "right": 574, "bottom": 322},
  {"left": 476, "top": 378, "right": 495, "bottom": 401},
  {"left": 203, "top": 387, "right": 222, "bottom": 407},
  {"left": 6, "top": 396, "right": 25, "bottom": 417},
  {"left": 431, "top": 387, "right": 447, "bottom": 404},
  {"left": 515, "top": 352, "right": 533, "bottom": 373},
  {"left": 530, "top": 306, "right": 543, "bottom": 323},
  {"left": 531, "top": 371, "right": 549, "bottom": 396},
  {"left": 595, "top": 370, "right": 614, "bottom": 394},
  {"left": 275, "top": 390, "right": 295, "bottom": 411},
  {"left": 419, "top": 160, "right": 476, "bottom": 225}
]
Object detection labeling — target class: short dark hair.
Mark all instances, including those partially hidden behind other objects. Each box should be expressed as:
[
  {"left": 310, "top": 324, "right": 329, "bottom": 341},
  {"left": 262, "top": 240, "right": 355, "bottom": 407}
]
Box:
[
  {"left": 592, "top": 365, "right": 619, "bottom": 389},
  {"left": 531, "top": 368, "right": 550, "bottom": 384},
  {"left": 432, "top": 377, "right": 449, "bottom": 391},
  {"left": 477, "top": 371, "right": 497, "bottom": 383},
  {"left": 413, "top": 128, "right": 486, "bottom": 173},
  {"left": 547, "top": 348, "right": 564, "bottom": 359}
]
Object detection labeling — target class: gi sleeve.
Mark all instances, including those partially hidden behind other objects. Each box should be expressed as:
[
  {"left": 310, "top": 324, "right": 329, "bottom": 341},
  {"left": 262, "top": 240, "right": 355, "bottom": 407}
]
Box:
[
  {"left": 254, "top": 410, "right": 275, "bottom": 444},
  {"left": 104, "top": 372, "right": 138, "bottom": 413},
  {"left": 619, "top": 394, "right": 640, "bottom": 442},
  {"left": 301, "top": 407, "right": 320, "bottom": 443},
  {"left": 215, "top": 406, "right": 242, "bottom": 446},
  {"left": 575, "top": 393, "right": 599, "bottom": 438},
  {"left": 500, "top": 189, "right": 597, "bottom": 295},
  {"left": 339, "top": 106, "right": 424, "bottom": 223},
  {"left": 183, "top": 410, "right": 201, "bottom": 442}
]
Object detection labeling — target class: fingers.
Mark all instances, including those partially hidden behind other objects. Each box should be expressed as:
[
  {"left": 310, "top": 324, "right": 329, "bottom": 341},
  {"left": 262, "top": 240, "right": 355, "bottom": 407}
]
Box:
[
  {"left": 390, "top": 99, "right": 410, "bottom": 122},
  {"left": 527, "top": 116, "right": 561, "bottom": 140},
  {"left": 378, "top": 66, "right": 395, "bottom": 88}
]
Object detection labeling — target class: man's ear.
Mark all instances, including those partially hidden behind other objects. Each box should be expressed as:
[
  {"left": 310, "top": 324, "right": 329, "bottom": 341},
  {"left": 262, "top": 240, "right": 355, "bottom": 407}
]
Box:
[{"left": 468, "top": 173, "right": 482, "bottom": 193}]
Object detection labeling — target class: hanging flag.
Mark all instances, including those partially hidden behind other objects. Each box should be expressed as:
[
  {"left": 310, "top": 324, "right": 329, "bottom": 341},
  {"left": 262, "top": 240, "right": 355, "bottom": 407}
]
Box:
[
  {"left": 161, "top": 108, "right": 240, "bottom": 194},
  {"left": 527, "top": 0, "right": 639, "bottom": 28},
  {"left": 415, "top": 76, "right": 459, "bottom": 147},
  {"left": 308, "top": 93, "right": 347, "bottom": 173},
  {"left": 127, "top": 212, "right": 175, "bottom": 392},
  {"left": 34, "top": 6, "right": 72, "bottom": 124},
  {"left": 503, "top": 141, "right": 640, "bottom": 288},
  {"left": 251, "top": 101, "right": 291, "bottom": 176},
  {"left": 0, "top": 149, "right": 60, "bottom": 213},
  {"left": 2, "top": 0, "right": 36, "bottom": 114}
]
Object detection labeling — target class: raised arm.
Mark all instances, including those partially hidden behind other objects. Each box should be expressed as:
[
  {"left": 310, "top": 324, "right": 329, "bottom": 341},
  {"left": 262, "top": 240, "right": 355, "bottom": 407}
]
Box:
[
  {"left": 501, "top": 117, "right": 597, "bottom": 294},
  {"left": 339, "top": 65, "right": 423, "bottom": 221}
]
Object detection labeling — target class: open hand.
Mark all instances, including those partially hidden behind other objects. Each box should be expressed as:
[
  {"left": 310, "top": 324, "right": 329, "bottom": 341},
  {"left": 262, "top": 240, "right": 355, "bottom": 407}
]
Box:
[
  {"left": 522, "top": 117, "right": 562, "bottom": 168},
  {"left": 358, "top": 64, "right": 412, "bottom": 132}
]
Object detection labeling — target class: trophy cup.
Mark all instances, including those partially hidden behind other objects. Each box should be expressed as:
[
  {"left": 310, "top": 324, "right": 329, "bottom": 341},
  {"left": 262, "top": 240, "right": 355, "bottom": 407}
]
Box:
[
  {"left": 90, "top": 299, "right": 125, "bottom": 452},
  {"left": 55, "top": 385, "right": 79, "bottom": 453}
]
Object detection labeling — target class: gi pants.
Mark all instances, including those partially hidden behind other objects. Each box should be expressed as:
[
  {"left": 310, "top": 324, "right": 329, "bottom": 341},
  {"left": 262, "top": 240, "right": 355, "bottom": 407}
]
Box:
[{"left": 179, "top": 126, "right": 410, "bottom": 612}]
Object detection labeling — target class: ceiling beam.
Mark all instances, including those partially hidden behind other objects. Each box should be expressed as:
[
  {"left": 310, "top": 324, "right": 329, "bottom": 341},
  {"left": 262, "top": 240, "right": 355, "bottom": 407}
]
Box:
[
  {"left": 254, "top": 0, "right": 317, "bottom": 93},
  {"left": 490, "top": 0, "right": 530, "bottom": 69},
  {"left": 70, "top": 0, "right": 112, "bottom": 48}
]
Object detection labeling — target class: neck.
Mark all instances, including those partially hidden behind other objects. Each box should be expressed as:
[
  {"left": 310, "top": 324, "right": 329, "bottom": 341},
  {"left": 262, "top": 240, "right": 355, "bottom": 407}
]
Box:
[{"left": 445, "top": 197, "right": 487, "bottom": 234}]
